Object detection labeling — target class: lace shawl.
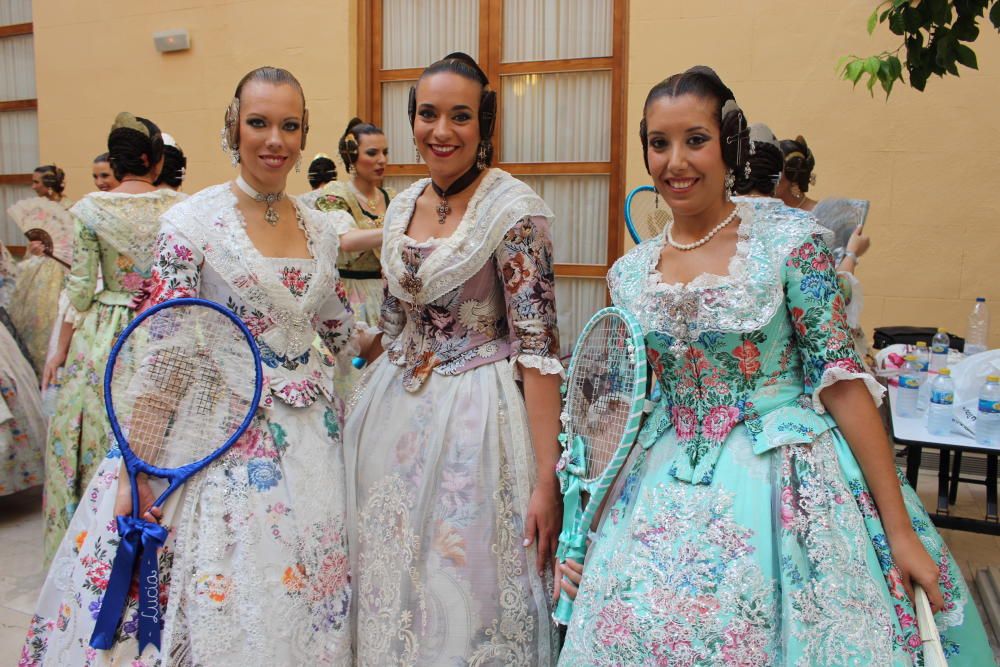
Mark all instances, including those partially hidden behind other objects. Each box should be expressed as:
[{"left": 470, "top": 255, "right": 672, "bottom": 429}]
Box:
[
  {"left": 160, "top": 184, "right": 342, "bottom": 359},
  {"left": 71, "top": 190, "right": 185, "bottom": 273},
  {"left": 382, "top": 169, "right": 554, "bottom": 305}
]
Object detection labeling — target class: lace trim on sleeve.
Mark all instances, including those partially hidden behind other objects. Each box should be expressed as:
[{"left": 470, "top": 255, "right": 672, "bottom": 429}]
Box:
[
  {"left": 811, "top": 365, "right": 884, "bottom": 414},
  {"left": 512, "top": 353, "right": 565, "bottom": 379}
]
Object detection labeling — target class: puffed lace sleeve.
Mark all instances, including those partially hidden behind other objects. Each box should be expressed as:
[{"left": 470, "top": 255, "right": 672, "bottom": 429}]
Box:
[
  {"left": 149, "top": 221, "right": 203, "bottom": 304},
  {"left": 495, "top": 215, "right": 563, "bottom": 377},
  {"left": 783, "top": 233, "right": 883, "bottom": 412}
]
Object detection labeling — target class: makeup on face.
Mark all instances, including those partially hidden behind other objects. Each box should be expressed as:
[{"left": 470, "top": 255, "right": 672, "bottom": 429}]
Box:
[
  {"left": 413, "top": 72, "right": 481, "bottom": 185},
  {"left": 237, "top": 81, "right": 305, "bottom": 192}
]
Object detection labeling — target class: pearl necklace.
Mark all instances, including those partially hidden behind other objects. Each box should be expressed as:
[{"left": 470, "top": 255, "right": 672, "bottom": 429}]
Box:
[
  {"left": 235, "top": 175, "right": 285, "bottom": 226},
  {"left": 665, "top": 207, "right": 739, "bottom": 251}
]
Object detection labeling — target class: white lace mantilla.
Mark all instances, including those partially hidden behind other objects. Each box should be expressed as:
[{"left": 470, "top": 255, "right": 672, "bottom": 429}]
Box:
[
  {"left": 609, "top": 197, "right": 833, "bottom": 341},
  {"left": 382, "top": 169, "right": 554, "bottom": 305},
  {"left": 161, "top": 184, "right": 341, "bottom": 359},
  {"left": 72, "top": 190, "right": 185, "bottom": 273}
]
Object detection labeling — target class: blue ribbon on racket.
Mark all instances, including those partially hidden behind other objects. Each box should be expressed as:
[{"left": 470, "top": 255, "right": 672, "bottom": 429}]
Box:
[
  {"left": 91, "top": 515, "right": 169, "bottom": 651},
  {"left": 555, "top": 435, "right": 588, "bottom": 561}
]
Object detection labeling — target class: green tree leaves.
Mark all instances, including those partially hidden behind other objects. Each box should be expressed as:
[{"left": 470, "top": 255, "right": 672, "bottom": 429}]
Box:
[{"left": 840, "top": 0, "right": 999, "bottom": 97}]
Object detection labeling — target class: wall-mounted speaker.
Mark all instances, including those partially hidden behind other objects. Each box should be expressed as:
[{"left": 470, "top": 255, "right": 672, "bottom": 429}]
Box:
[{"left": 153, "top": 29, "right": 190, "bottom": 53}]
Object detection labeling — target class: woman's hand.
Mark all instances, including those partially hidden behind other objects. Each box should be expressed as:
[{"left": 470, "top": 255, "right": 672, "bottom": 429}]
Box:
[
  {"left": 41, "top": 352, "right": 66, "bottom": 390},
  {"left": 523, "top": 481, "right": 562, "bottom": 577},
  {"left": 552, "top": 558, "right": 584, "bottom": 603},
  {"left": 846, "top": 225, "right": 870, "bottom": 259},
  {"left": 113, "top": 468, "right": 162, "bottom": 524},
  {"left": 889, "top": 530, "right": 945, "bottom": 612}
]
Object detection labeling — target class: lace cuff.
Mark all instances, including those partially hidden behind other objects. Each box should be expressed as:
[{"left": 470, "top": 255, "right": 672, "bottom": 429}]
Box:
[
  {"left": 512, "top": 353, "right": 565, "bottom": 380},
  {"left": 811, "top": 366, "right": 884, "bottom": 414}
]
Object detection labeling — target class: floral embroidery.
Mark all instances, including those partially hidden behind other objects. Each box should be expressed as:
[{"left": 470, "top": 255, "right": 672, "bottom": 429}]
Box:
[{"left": 279, "top": 266, "right": 311, "bottom": 297}]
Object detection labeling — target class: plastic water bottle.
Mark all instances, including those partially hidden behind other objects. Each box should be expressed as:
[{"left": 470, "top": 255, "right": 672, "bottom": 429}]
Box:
[
  {"left": 929, "top": 328, "right": 950, "bottom": 373},
  {"left": 926, "top": 368, "right": 955, "bottom": 435},
  {"left": 914, "top": 341, "right": 930, "bottom": 411},
  {"left": 897, "top": 355, "right": 922, "bottom": 418},
  {"left": 976, "top": 375, "right": 1000, "bottom": 446},
  {"left": 966, "top": 297, "right": 990, "bottom": 356}
]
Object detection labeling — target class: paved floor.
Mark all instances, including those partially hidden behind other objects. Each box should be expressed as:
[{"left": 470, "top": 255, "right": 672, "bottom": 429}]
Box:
[{"left": 1, "top": 474, "right": 998, "bottom": 663}]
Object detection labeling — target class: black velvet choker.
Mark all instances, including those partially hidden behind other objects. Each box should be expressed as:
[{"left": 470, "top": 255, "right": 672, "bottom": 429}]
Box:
[{"left": 430, "top": 164, "right": 482, "bottom": 224}]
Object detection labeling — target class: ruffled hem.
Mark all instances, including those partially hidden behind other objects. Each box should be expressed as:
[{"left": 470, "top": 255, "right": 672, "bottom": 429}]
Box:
[
  {"left": 261, "top": 368, "right": 336, "bottom": 409},
  {"left": 512, "top": 353, "right": 565, "bottom": 379},
  {"left": 811, "top": 366, "right": 884, "bottom": 414}
]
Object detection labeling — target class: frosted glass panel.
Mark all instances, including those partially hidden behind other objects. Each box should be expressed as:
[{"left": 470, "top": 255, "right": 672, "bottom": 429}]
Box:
[
  {"left": 503, "top": 0, "right": 613, "bottom": 63},
  {"left": 502, "top": 71, "right": 611, "bottom": 163},
  {"left": 555, "top": 277, "right": 606, "bottom": 358},
  {"left": 382, "top": 0, "right": 478, "bottom": 70},
  {"left": 519, "top": 175, "right": 608, "bottom": 265},
  {"left": 0, "top": 110, "right": 38, "bottom": 174},
  {"left": 1, "top": 184, "right": 34, "bottom": 245},
  {"left": 383, "top": 175, "right": 419, "bottom": 196},
  {"left": 0, "top": 0, "right": 31, "bottom": 25},
  {"left": 0, "top": 34, "right": 36, "bottom": 101},
  {"left": 381, "top": 81, "right": 416, "bottom": 164}
]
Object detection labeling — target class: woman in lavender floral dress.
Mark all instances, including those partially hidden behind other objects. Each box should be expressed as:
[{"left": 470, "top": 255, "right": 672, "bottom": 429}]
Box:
[
  {"left": 558, "top": 67, "right": 993, "bottom": 666},
  {"left": 345, "top": 53, "right": 563, "bottom": 665}
]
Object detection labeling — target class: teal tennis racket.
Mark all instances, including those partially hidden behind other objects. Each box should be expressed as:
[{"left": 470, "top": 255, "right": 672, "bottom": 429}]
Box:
[
  {"left": 625, "top": 185, "right": 672, "bottom": 244},
  {"left": 553, "top": 307, "right": 649, "bottom": 625}
]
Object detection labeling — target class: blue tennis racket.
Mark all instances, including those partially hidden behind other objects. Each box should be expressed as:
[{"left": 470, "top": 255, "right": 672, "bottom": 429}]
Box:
[
  {"left": 90, "top": 297, "right": 262, "bottom": 652},
  {"left": 553, "top": 307, "right": 650, "bottom": 625},
  {"left": 625, "top": 185, "right": 672, "bottom": 244}
]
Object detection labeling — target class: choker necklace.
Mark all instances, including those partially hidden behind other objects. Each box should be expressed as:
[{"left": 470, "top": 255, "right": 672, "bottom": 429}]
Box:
[
  {"left": 666, "top": 206, "right": 739, "bottom": 251},
  {"left": 120, "top": 176, "right": 154, "bottom": 185},
  {"left": 430, "top": 165, "right": 482, "bottom": 224},
  {"left": 235, "top": 175, "right": 285, "bottom": 226}
]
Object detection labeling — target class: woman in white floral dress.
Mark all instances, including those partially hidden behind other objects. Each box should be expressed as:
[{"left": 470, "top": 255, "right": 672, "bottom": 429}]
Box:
[
  {"left": 345, "top": 52, "right": 563, "bottom": 666},
  {"left": 23, "top": 68, "right": 360, "bottom": 666}
]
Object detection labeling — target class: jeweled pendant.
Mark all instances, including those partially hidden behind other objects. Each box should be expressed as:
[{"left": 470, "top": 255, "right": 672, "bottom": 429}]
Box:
[
  {"left": 436, "top": 198, "right": 451, "bottom": 224},
  {"left": 264, "top": 205, "right": 279, "bottom": 226}
]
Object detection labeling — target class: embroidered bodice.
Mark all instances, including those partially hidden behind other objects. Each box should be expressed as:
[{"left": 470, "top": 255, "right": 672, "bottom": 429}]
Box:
[
  {"left": 66, "top": 190, "right": 184, "bottom": 312},
  {"left": 152, "top": 183, "right": 356, "bottom": 409},
  {"left": 610, "top": 197, "right": 882, "bottom": 484},
  {"left": 380, "top": 169, "right": 562, "bottom": 392}
]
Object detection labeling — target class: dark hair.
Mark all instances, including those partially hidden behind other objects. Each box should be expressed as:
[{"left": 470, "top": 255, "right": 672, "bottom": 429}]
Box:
[
  {"left": 154, "top": 144, "right": 187, "bottom": 188},
  {"left": 338, "top": 117, "right": 384, "bottom": 173},
  {"left": 308, "top": 155, "right": 337, "bottom": 188},
  {"left": 93, "top": 152, "right": 111, "bottom": 164},
  {"left": 639, "top": 65, "right": 750, "bottom": 173},
  {"left": 732, "top": 142, "right": 783, "bottom": 196},
  {"left": 779, "top": 135, "right": 816, "bottom": 193},
  {"left": 410, "top": 52, "right": 496, "bottom": 166},
  {"left": 34, "top": 165, "right": 66, "bottom": 193},
  {"left": 107, "top": 115, "right": 164, "bottom": 180}
]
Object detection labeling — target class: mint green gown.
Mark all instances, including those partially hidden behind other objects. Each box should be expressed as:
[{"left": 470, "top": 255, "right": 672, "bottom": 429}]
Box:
[{"left": 559, "top": 198, "right": 994, "bottom": 666}]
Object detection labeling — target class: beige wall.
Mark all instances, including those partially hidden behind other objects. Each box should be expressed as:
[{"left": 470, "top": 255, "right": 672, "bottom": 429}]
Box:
[
  {"left": 32, "top": 0, "right": 357, "bottom": 200},
  {"left": 32, "top": 0, "right": 999, "bottom": 347},
  {"left": 627, "top": 0, "right": 1000, "bottom": 348}
]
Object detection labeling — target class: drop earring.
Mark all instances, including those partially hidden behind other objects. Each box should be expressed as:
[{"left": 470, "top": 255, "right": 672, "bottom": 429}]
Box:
[
  {"left": 295, "top": 155, "right": 302, "bottom": 173},
  {"left": 413, "top": 137, "right": 421, "bottom": 164},
  {"left": 724, "top": 169, "right": 735, "bottom": 201}
]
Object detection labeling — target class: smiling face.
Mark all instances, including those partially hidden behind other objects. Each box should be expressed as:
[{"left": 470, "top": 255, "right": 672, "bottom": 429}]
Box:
[
  {"left": 413, "top": 72, "right": 481, "bottom": 185},
  {"left": 353, "top": 133, "right": 389, "bottom": 186},
  {"left": 237, "top": 80, "right": 305, "bottom": 192},
  {"left": 92, "top": 160, "right": 119, "bottom": 191},
  {"left": 644, "top": 93, "right": 729, "bottom": 221}
]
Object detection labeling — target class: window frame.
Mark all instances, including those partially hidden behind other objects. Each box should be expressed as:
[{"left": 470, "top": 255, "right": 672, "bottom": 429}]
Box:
[
  {"left": 0, "top": 19, "right": 36, "bottom": 253},
  {"left": 356, "top": 0, "right": 629, "bottom": 281}
]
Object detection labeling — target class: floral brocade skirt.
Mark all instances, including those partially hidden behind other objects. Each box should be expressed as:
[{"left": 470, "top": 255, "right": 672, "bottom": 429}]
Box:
[
  {"left": 559, "top": 410, "right": 994, "bottom": 666},
  {"left": 23, "top": 398, "right": 352, "bottom": 666},
  {"left": 344, "top": 357, "right": 559, "bottom": 666}
]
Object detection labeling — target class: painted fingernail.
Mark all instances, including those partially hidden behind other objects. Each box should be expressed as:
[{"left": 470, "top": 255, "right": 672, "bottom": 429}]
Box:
[{"left": 522, "top": 538, "right": 531, "bottom": 547}]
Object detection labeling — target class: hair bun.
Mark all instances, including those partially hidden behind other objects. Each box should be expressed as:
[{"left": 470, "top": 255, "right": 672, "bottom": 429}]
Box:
[{"left": 719, "top": 100, "right": 750, "bottom": 171}]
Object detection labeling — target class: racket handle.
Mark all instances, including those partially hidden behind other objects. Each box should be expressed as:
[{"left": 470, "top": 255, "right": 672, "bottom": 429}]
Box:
[{"left": 553, "top": 587, "right": 576, "bottom": 625}]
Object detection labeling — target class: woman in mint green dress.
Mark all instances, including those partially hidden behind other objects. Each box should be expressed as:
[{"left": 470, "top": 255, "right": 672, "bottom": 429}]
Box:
[
  {"left": 559, "top": 67, "right": 993, "bottom": 666},
  {"left": 41, "top": 113, "right": 183, "bottom": 560}
]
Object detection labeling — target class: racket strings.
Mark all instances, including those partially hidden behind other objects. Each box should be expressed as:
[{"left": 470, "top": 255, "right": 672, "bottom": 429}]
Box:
[
  {"left": 113, "top": 305, "right": 257, "bottom": 468},
  {"left": 629, "top": 190, "right": 672, "bottom": 240},
  {"left": 567, "top": 316, "right": 637, "bottom": 482}
]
